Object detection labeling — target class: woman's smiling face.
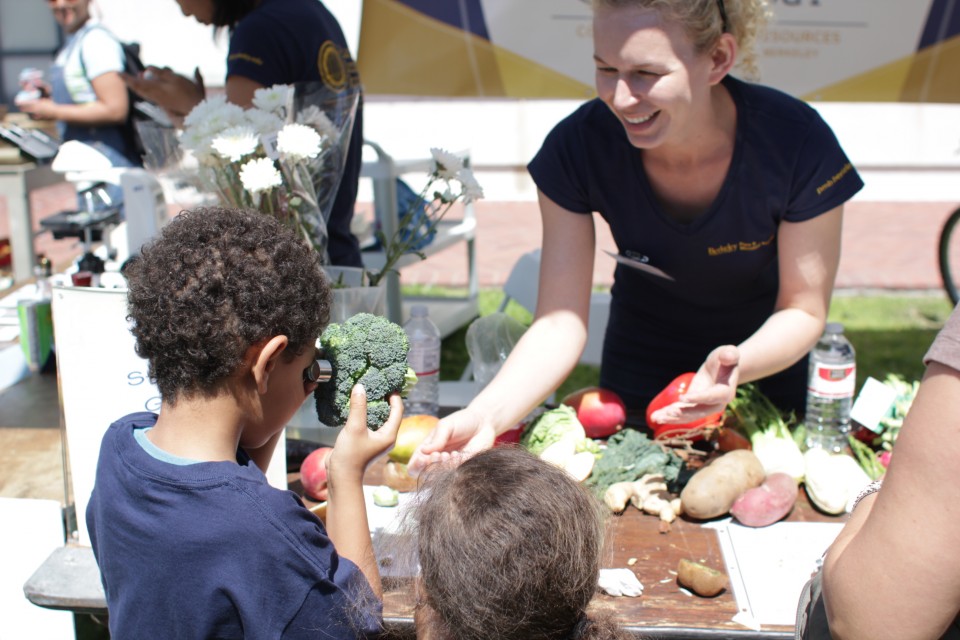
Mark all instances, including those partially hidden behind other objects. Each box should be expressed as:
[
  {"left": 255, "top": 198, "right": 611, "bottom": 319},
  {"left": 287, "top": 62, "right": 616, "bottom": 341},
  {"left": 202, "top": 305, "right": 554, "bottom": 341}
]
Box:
[{"left": 593, "top": 5, "right": 717, "bottom": 150}]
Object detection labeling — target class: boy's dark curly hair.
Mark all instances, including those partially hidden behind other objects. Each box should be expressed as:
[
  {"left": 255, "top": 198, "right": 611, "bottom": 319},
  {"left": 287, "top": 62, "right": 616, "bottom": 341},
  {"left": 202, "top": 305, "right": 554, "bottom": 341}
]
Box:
[{"left": 125, "top": 207, "right": 331, "bottom": 403}]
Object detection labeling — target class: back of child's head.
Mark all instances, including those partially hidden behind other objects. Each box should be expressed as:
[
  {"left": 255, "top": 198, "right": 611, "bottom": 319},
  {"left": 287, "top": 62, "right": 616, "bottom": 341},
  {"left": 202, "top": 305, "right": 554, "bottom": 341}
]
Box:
[
  {"left": 413, "top": 446, "right": 632, "bottom": 640},
  {"left": 125, "top": 206, "right": 330, "bottom": 402}
]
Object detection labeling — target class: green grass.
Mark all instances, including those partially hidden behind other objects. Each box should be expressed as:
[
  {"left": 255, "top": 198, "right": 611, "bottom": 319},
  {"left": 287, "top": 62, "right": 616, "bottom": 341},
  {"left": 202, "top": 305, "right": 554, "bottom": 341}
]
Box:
[
  {"left": 829, "top": 294, "right": 954, "bottom": 391},
  {"left": 404, "top": 285, "right": 956, "bottom": 399}
]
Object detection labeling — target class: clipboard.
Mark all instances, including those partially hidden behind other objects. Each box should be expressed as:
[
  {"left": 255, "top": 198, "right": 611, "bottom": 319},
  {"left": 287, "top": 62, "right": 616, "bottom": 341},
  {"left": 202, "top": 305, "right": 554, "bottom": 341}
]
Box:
[{"left": 0, "top": 123, "right": 59, "bottom": 162}]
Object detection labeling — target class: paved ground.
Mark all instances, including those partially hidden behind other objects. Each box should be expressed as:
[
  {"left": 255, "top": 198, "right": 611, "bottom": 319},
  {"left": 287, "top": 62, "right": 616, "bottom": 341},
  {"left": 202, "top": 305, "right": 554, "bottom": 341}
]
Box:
[{"left": 1, "top": 183, "right": 955, "bottom": 293}]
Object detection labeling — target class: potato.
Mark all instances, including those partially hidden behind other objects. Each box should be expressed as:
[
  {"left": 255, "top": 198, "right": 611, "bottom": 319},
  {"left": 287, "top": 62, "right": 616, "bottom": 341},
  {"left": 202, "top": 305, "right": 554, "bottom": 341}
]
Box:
[
  {"left": 677, "top": 558, "right": 728, "bottom": 597},
  {"left": 383, "top": 461, "right": 420, "bottom": 493},
  {"left": 730, "top": 472, "right": 798, "bottom": 527},
  {"left": 680, "top": 449, "right": 765, "bottom": 520}
]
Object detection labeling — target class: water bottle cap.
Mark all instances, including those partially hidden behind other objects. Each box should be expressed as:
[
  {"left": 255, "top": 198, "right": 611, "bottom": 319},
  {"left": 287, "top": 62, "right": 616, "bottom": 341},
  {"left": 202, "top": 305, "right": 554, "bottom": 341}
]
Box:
[
  {"left": 410, "top": 304, "right": 428, "bottom": 317},
  {"left": 825, "top": 322, "right": 844, "bottom": 335}
]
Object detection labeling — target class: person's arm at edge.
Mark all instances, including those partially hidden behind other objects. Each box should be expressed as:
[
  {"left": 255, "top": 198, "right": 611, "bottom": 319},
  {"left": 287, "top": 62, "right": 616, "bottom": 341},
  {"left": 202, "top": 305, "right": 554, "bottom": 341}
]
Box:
[
  {"left": 325, "top": 387, "right": 403, "bottom": 599},
  {"left": 822, "top": 360, "right": 960, "bottom": 639},
  {"left": 409, "top": 191, "right": 594, "bottom": 471},
  {"left": 19, "top": 71, "right": 128, "bottom": 126}
]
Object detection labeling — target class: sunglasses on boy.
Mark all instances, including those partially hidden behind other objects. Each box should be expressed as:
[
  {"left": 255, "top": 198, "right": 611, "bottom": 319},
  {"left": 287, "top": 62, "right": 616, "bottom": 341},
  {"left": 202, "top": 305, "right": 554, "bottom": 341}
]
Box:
[{"left": 303, "top": 350, "right": 333, "bottom": 384}]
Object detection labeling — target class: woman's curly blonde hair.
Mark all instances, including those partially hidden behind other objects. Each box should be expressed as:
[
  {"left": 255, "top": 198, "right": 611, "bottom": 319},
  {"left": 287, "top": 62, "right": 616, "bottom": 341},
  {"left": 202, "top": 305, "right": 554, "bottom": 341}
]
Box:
[{"left": 592, "top": 0, "right": 770, "bottom": 80}]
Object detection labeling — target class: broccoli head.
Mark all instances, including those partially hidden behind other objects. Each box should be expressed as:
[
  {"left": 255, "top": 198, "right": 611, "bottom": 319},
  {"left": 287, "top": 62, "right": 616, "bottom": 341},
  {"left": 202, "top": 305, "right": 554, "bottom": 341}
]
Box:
[{"left": 314, "top": 313, "right": 418, "bottom": 430}]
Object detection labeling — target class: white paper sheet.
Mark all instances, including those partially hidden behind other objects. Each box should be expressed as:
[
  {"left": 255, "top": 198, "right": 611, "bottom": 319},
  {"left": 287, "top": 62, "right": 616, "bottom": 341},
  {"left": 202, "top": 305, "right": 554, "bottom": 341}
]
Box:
[{"left": 709, "top": 519, "right": 845, "bottom": 628}]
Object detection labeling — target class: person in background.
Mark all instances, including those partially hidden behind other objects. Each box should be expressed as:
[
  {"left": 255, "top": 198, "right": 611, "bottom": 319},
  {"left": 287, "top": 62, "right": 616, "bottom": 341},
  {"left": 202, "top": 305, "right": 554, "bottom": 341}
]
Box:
[
  {"left": 410, "top": 446, "right": 632, "bottom": 640},
  {"left": 124, "top": 0, "right": 365, "bottom": 267},
  {"left": 86, "top": 206, "right": 401, "bottom": 639},
  {"left": 410, "top": 0, "right": 863, "bottom": 473},
  {"left": 18, "top": 0, "right": 141, "bottom": 207},
  {"left": 820, "top": 305, "right": 960, "bottom": 639}
]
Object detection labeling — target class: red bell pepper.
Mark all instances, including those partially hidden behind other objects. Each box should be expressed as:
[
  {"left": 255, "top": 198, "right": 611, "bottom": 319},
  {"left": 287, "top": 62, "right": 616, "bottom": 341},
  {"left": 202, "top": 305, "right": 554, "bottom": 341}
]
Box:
[
  {"left": 494, "top": 424, "right": 524, "bottom": 446},
  {"left": 646, "top": 372, "right": 725, "bottom": 440}
]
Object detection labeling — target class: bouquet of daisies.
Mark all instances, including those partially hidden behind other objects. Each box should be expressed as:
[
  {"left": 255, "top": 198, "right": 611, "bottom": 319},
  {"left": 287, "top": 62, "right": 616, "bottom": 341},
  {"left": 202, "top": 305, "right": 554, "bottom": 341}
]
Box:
[{"left": 177, "top": 82, "right": 360, "bottom": 262}]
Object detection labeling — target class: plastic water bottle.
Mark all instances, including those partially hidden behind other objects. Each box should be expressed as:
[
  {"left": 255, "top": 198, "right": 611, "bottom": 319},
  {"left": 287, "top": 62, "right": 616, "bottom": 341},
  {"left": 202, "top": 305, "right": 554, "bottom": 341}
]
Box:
[
  {"left": 804, "top": 322, "right": 856, "bottom": 452},
  {"left": 404, "top": 305, "right": 441, "bottom": 416}
]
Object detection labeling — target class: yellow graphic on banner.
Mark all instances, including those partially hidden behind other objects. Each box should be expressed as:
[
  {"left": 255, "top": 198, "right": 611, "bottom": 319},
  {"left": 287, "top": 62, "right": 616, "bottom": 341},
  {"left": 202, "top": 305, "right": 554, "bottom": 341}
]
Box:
[
  {"left": 358, "top": 0, "right": 592, "bottom": 98},
  {"left": 802, "top": 35, "right": 960, "bottom": 104}
]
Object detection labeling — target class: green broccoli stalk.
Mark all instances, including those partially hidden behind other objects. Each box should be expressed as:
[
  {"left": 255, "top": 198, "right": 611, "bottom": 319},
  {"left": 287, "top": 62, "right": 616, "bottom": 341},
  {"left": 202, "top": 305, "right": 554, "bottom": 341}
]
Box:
[{"left": 314, "top": 313, "right": 418, "bottom": 430}]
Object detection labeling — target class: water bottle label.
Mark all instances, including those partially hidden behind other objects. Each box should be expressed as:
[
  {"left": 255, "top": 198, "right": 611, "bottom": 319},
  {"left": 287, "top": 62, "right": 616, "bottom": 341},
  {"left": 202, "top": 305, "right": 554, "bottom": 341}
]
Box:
[
  {"left": 408, "top": 351, "right": 440, "bottom": 377},
  {"left": 809, "top": 363, "right": 855, "bottom": 398}
]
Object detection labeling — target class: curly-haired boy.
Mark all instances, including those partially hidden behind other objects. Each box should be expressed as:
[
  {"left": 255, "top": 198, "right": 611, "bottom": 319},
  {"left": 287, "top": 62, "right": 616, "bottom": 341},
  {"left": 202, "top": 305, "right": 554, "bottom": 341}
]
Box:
[{"left": 86, "top": 207, "right": 401, "bottom": 639}]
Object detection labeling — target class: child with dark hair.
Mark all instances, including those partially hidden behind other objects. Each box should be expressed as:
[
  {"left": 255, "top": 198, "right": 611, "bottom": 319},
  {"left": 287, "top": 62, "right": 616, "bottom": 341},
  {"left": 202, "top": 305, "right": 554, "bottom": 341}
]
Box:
[
  {"left": 86, "top": 206, "right": 401, "bottom": 639},
  {"left": 411, "top": 447, "right": 633, "bottom": 640}
]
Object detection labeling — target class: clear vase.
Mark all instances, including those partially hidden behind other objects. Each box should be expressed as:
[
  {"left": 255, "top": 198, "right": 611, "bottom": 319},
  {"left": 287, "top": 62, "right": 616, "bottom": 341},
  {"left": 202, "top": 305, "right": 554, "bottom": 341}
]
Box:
[{"left": 324, "top": 266, "right": 387, "bottom": 323}]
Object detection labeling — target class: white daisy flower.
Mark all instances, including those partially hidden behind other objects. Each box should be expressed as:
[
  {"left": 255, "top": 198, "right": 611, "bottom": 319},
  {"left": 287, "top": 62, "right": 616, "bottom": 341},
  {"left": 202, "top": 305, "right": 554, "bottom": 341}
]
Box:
[
  {"left": 296, "top": 106, "right": 338, "bottom": 140},
  {"left": 251, "top": 84, "right": 291, "bottom": 114},
  {"left": 244, "top": 108, "right": 285, "bottom": 137},
  {"left": 178, "top": 126, "right": 214, "bottom": 157},
  {"left": 239, "top": 157, "right": 282, "bottom": 193},
  {"left": 457, "top": 168, "right": 484, "bottom": 203},
  {"left": 183, "top": 95, "right": 228, "bottom": 129},
  {"left": 430, "top": 148, "right": 464, "bottom": 180},
  {"left": 189, "top": 103, "right": 247, "bottom": 142},
  {"left": 277, "top": 123, "right": 323, "bottom": 160},
  {"left": 210, "top": 126, "right": 259, "bottom": 162}
]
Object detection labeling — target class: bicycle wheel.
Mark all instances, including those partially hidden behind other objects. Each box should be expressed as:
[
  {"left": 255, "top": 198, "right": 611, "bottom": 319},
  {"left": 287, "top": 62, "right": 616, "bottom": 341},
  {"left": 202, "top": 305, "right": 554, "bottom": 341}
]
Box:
[{"left": 937, "top": 206, "right": 960, "bottom": 305}]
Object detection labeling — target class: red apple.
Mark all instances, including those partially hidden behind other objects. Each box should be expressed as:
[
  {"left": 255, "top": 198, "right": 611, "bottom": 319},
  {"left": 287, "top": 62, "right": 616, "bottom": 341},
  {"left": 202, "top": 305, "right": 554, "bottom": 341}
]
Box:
[
  {"left": 300, "top": 447, "right": 333, "bottom": 502},
  {"left": 560, "top": 386, "right": 626, "bottom": 438}
]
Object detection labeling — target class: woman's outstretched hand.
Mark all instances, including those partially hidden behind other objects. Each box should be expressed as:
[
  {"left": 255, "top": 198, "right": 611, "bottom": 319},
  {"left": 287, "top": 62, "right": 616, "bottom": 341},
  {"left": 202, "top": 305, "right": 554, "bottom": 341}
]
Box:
[
  {"left": 647, "top": 345, "right": 740, "bottom": 424},
  {"left": 406, "top": 407, "right": 496, "bottom": 477}
]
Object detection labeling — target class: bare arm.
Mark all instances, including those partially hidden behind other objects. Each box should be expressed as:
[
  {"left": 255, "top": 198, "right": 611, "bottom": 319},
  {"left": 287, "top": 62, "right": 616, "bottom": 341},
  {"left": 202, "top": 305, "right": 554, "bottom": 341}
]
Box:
[
  {"left": 408, "top": 191, "right": 595, "bottom": 472},
  {"left": 19, "top": 71, "right": 128, "bottom": 126},
  {"left": 325, "top": 387, "right": 403, "bottom": 598},
  {"left": 736, "top": 205, "right": 842, "bottom": 382},
  {"left": 822, "top": 361, "right": 960, "bottom": 639},
  {"left": 225, "top": 75, "right": 264, "bottom": 109}
]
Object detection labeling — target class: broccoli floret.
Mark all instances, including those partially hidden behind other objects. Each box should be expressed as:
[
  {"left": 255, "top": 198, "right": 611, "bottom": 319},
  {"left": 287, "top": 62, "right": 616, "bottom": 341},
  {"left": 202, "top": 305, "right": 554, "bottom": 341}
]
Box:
[{"left": 314, "top": 313, "right": 418, "bottom": 430}]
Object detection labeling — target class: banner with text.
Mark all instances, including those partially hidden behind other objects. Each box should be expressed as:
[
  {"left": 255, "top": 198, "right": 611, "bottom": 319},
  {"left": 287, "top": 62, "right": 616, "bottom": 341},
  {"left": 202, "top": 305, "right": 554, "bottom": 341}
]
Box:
[{"left": 358, "top": 0, "right": 960, "bottom": 102}]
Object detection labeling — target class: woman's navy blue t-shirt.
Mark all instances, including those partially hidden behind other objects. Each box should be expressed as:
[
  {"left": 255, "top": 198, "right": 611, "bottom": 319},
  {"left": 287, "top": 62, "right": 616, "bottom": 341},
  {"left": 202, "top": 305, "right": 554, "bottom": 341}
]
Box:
[{"left": 528, "top": 75, "right": 864, "bottom": 418}]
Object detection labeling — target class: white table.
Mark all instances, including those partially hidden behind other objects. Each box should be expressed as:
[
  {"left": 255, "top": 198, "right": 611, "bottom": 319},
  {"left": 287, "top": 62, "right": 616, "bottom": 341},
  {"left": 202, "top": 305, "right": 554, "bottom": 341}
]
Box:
[{"left": 0, "top": 161, "right": 65, "bottom": 283}]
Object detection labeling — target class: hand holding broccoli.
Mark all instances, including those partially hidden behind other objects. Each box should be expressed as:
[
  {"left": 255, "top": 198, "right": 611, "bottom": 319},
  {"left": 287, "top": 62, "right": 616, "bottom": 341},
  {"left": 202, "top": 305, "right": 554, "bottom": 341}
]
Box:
[{"left": 314, "top": 313, "right": 417, "bottom": 430}]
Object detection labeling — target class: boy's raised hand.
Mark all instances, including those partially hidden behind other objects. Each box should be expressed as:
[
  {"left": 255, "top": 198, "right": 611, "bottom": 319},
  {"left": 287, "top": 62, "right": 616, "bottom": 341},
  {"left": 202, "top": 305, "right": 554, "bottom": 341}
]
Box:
[
  {"left": 325, "top": 385, "right": 402, "bottom": 599},
  {"left": 329, "top": 385, "right": 403, "bottom": 484}
]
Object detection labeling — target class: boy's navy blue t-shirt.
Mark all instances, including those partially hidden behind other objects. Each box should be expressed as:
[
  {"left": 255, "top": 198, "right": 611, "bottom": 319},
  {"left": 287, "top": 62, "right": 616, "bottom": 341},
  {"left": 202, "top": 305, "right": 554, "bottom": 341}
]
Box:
[
  {"left": 528, "top": 75, "right": 864, "bottom": 416},
  {"left": 228, "top": 0, "right": 364, "bottom": 267},
  {"left": 86, "top": 412, "right": 381, "bottom": 639}
]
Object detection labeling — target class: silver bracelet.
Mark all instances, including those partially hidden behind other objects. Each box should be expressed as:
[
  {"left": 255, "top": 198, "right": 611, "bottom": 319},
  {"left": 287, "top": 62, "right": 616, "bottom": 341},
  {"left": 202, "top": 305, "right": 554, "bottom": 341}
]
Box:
[{"left": 850, "top": 480, "right": 883, "bottom": 512}]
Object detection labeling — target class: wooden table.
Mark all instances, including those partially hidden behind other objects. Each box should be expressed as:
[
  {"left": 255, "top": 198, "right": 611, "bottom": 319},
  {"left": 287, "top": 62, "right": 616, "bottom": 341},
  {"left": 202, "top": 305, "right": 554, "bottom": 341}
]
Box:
[
  {"left": 24, "top": 460, "right": 845, "bottom": 639},
  {"left": 376, "top": 487, "right": 842, "bottom": 639}
]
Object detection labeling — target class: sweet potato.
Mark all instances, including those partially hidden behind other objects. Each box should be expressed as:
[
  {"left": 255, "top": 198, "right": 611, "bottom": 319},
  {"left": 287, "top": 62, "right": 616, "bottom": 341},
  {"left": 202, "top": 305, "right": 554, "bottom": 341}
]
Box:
[
  {"left": 677, "top": 558, "right": 728, "bottom": 597},
  {"left": 679, "top": 449, "right": 765, "bottom": 520},
  {"left": 729, "top": 472, "right": 798, "bottom": 527}
]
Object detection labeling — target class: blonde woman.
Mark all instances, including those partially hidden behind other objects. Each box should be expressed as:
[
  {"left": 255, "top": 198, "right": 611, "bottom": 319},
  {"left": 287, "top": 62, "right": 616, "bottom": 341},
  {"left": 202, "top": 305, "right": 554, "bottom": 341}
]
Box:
[{"left": 411, "top": 0, "right": 862, "bottom": 472}]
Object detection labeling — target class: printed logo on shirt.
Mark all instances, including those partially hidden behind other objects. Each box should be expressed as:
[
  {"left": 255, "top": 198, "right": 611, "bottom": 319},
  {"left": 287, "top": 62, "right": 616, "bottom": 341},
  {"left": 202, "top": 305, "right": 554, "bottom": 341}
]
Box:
[
  {"left": 317, "top": 41, "right": 360, "bottom": 91},
  {"left": 816, "top": 162, "right": 853, "bottom": 196},
  {"left": 228, "top": 52, "right": 264, "bottom": 67},
  {"left": 707, "top": 234, "right": 774, "bottom": 256}
]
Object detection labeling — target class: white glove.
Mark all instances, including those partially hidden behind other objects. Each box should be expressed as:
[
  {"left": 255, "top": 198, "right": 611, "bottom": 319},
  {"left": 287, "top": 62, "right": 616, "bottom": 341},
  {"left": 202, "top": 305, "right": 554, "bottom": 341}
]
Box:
[{"left": 598, "top": 568, "right": 644, "bottom": 597}]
